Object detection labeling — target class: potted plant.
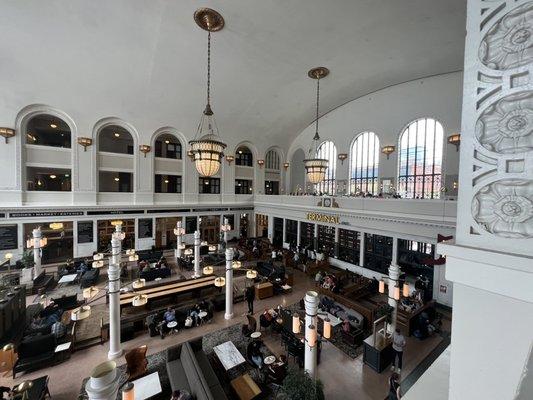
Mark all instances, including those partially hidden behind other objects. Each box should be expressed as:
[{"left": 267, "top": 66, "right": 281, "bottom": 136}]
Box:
[
  {"left": 277, "top": 367, "right": 325, "bottom": 400},
  {"left": 20, "top": 250, "right": 34, "bottom": 268}
]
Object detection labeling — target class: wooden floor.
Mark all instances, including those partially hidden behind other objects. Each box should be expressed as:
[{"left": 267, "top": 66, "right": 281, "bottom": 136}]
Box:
[{"left": 2, "top": 268, "right": 449, "bottom": 400}]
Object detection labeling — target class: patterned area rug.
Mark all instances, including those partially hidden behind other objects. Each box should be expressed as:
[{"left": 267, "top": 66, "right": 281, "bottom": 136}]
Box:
[
  {"left": 285, "top": 302, "right": 364, "bottom": 359},
  {"left": 78, "top": 350, "right": 170, "bottom": 400},
  {"left": 78, "top": 323, "right": 279, "bottom": 400}
]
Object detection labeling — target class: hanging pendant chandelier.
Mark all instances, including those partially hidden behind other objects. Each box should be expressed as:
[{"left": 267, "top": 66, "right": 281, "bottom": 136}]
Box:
[
  {"left": 188, "top": 8, "right": 227, "bottom": 177},
  {"left": 303, "top": 67, "right": 329, "bottom": 184}
]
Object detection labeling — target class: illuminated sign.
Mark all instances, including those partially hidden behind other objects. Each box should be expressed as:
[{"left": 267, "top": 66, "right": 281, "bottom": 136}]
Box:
[{"left": 306, "top": 212, "right": 340, "bottom": 224}]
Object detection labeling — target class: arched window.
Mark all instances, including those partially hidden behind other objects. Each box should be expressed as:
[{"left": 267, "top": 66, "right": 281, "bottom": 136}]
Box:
[
  {"left": 398, "top": 118, "right": 443, "bottom": 199},
  {"left": 265, "top": 149, "right": 281, "bottom": 195},
  {"left": 25, "top": 114, "right": 72, "bottom": 192},
  {"left": 315, "top": 140, "right": 337, "bottom": 195},
  {"left": 154, "top": 133, "right": 182, "bottom": 159},
  {"left": 265, "top": 150, "right": 280, "bottom": 170},
  {"left": 98, "top": 125, "right": 134, "bottom": 192},
  {"left": 349, "top": 132, "right": 380, "bottom": 194},
  {"left": 25, "top": 114, "right": 71, "bottom": 148},
  {"left": 98, "top": 125, "right": 134, "bottom": 155},
  {"left": 236, "top": 146, "right": 253, "bottom": 166}
]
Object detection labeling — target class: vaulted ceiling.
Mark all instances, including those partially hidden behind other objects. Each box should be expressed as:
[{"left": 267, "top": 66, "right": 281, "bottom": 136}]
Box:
[{"left": 0, "top": 0, "right": 466, "bottom": 150}]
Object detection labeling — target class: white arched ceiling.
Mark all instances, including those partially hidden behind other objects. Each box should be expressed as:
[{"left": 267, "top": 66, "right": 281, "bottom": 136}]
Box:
[{"left": 0, "top": 0, "right": 465, "bottom": 152}]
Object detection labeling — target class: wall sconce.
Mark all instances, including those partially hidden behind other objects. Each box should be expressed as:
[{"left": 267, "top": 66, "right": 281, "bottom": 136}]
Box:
[
  {"left": 447, "top": 133, "right": 461, "bottom": 151},
  {"left": 338, "top": 153, "right": 348, "bottom": 165},
  {"left": 257, "top": 159, "right": 265, "bottom": 168},
  {"left": 381, "top": 145, "right": 395, "bottom": 159},
  {"left": 139, "top": 145, "right": 151, "bottom": 157},
  {"left": 77, "top": 137, "right": 93, "bottom": 151},
  {"left": 283, "top": 162, "right": 290, "bottom": 170},
  {"left": 225, "top": 155, "right": 235, "bottom": 165},
  {"left": 0, "top": 128, "right": 15, "bottom": 144}
]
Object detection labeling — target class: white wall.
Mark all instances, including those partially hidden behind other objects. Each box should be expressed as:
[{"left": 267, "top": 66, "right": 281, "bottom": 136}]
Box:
[{"left": 287, "top": 72, "right": 463, "bottom": 194}]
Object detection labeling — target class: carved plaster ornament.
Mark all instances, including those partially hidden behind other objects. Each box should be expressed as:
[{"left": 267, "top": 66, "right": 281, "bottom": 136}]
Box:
[
  {"left": 479, "top": 2, "right": 533, "bottom": 70},
  {"left": 472, "top": 179, "right": 533, "bottom": 238},
  {"left": 476, "top": 91, "right": 533, "bottom": 154}
]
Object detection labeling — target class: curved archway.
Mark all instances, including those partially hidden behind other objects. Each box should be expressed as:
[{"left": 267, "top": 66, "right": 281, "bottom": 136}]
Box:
[
  {"left": 397, "top": 117, "right": 444, "bottom": 198},
  {"left": 233, "top": 141, "right": 259, "bottom": 195},
  {"left": 151, "top": 128, "right": 186, "bottom": 195},
  {"left": 349, "top": 131, "right": 380, "bottom": 195},
  {"left": 94, "top": 118, "right": 138, "bottom": 194},
  {"left": 16, "top": 104, "right": 77, "bottom": 193},
  {"left": 264, "top": 147, "right": 282, "bottom": 194}
]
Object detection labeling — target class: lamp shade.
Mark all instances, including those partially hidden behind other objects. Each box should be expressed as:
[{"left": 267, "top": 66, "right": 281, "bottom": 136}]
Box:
[
  {"left": 306, "top": 324, "right": 317, "bottom": 347},
  {"left": 246, "top": 270, "right": 257, "bottom": 279},
  {"left": 4, "top": 253, "right": 13, "bottom": 260},
  {"left": 71, "top": 305, "right": 91, "bottom": 321},
  {"left": 132, "top": 278, "right": 146, "bottom": 289},
  {"left": 49, "top": 222, "right": 64, "bottom": 230},
  {"left": 82, "top": 286, "right": 99, "bottom": 299},
  {"left": 132, "top": 294, "right": 148, "bottom": 307},
  {"left": 203, "top": 266, "right": 214, "bottom": 275},
  {"left": 378, "top": 279, "right": 385, "bottom": 294},
  {"left": 292, "top": 313, "right": 300, "bottom": 334},
  {"left": 174, "top": 227, "right": 185, "bottom": 236},
  {"left": 323, "top": 318, "right": 332, "bottom": 339},
  {"left": 402, "top": 283, "right": 410, "bottom": 297},
  {"left": 303, "top": 158, "right": 328, "bottom": 184},
  {"left": 122, "top": 382, "right": 134, "bottom": 400},
  {"left": 189, "top": 134, "right": 226, "bottom": 177},
  {"left": 232, "top": 260, "right": 242, "bottom": 269},
  {"left": 208, "top": 245, "right": 217, "bottom": 252},
  {"left": 93, "top": 253, "right": 104, "bottom": 261},
  {"left": 393, "top": 285, "right": 401, "bottom": 301},
  {"left": 214, "top": 277, "right": 226, "bottom": 287}
]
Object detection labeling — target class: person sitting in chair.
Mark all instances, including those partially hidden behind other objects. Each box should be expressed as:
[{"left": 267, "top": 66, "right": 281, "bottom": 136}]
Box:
[
  {"left": 164, "top": 307, "right": 176, "bottom": 323},
  {"left": 247, "top": 339, "right": 264, "bottom": 368}
]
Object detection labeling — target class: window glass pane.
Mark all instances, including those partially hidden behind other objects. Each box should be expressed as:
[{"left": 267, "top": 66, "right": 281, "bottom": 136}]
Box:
[
  {"left": 349, "top": 132, "right": 380, "bottom": 194},
  {"left": 398, "top": 118, "right": 443, "bottom": 199}
]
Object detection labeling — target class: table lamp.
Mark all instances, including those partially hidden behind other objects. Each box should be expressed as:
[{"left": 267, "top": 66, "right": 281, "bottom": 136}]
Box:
[
  {"left": 16, "top": 380, "right": 33, "bottom": 400},
  {"left": 122, "top": 382, "right": 134, "bottom": 400}
]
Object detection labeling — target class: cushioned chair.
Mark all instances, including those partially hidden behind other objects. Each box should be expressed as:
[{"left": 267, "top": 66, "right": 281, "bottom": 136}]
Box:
[
  {"left": 80, "top": 268, "right": 99, "bottom": 288},
  {"left": 13, "top": 334, "right": 56, "bottom": 378},
  {"left": 125, "top": 345, "right": 148, "bottom": 380},
  {"left": 242, "top": 315, "right": 257, "bottom": 337}
]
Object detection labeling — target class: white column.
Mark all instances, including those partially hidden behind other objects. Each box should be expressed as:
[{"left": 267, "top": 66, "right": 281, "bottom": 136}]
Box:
[
  {"left": 267, "top": 215, "right": 274, "bottom": 243},
  {"left": 224, "top": 247, "right": 234, "bottom": 320},
  {"left": 108, "top": 224, "right": 123, "bottom": 360},
  {"left": 192, "top": 230, "right": 201, "bottom": 278},
  {"left": 223, "top": 217, "right": 229, "bottom": 245},
  {"left": 32, "top": 227, "right": 43, "bottom": 278},
  {"left": 176, "top": 220, "right": 183, "bottom": 260},
  {"left": 334, "top": 227, "right": 339, "bottom": 258},
  {"left": 388, "top": 237, "right": 399, "bottom": 333},
  {"left": 304, "top": 290, "right": 319, "bottom": 379},
  {"left": 359, "top": 231, "right": 365, "bottom": 267}
]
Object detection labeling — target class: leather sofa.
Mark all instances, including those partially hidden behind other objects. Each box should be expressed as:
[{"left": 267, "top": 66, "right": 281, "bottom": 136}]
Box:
[
  {"left": 13, "top": 333, "right": 57, "bottom": 378},
  {"left": 80, "top": 268, "right": 99, "bottom": 288},
  {"left": 52, "top": 294, "right": 79, "bottom": 310},
  {"left": 166, "top": 339, "right": 227, "bottom": 400},
  {"left": 140, "top": 267, "right": 171, "bottom": 282}
]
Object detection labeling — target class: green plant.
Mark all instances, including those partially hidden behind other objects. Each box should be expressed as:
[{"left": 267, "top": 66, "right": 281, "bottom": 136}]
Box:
[
  {"left": 376, "top": 303, "right": 394, "bottom": 324},
  {"left": 20, "top": 250, "right": 34, "bottom": 268},
  {"left": 277, "top": 366, "right": 325, "bottom": 400}
]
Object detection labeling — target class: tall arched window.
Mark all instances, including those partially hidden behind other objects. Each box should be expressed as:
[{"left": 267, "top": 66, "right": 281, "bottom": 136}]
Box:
[
  {"left": 315, "top": 141, "right": 337, "bottom": 195},
  {"left": 265, "top": 150, "right": 280, "bottom": 170},
  {"left": 398, "top": 118, "right": 443, "bottom": 199},
  {"left": 265, "top": 149, "right": 281, "bottom": 195},
  {"left": 349, "top": 131, "right": 380, "bottom": 194}
]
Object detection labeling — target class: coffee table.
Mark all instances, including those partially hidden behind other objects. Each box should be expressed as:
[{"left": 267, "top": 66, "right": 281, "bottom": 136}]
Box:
[
  {"left": 213, "top": 341, "right": 246, "bottom": 371},
  {"left": 131, "top": 371, "right": 162, "bottom": 400},
  {"left": 231, "top": 373, "right": 261, "bottom": 400},
  {"left": 58, "top": 274, "right": 78, "bottom": 286}
]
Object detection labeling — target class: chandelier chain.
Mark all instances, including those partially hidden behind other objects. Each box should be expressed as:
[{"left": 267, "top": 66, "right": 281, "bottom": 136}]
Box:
[
  {"left": 314, "top": 78, "right": 320, "bottom": 141},
  {"left": 207, "top": 31, "right": 211, "bottom": 106}
]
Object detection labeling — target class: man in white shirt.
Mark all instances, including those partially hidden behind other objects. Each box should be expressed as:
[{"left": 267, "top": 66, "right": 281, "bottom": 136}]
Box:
[{"left": 392, "top": 328, "right": 406, "bottom": 372}]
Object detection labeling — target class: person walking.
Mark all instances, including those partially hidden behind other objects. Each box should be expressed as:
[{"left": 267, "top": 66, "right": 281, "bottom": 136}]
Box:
[
  {"left": 245, "top": 285, "right": 255, "bottom": 315},
  {"left": 388, "top": 372, "right": 401, "bottom": 399},
  {"left": 392, "top": 328, "right": 406, "bottom": 372}
]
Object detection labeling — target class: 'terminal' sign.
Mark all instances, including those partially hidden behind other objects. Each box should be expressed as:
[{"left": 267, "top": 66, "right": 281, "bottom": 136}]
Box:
[{"left": 306, "top": 212, "right": 340, "bottom": 224}]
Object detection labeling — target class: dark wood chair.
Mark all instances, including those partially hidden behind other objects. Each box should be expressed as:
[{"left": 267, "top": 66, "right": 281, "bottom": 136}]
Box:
[{"left": 125, "top": 345, "right": 148, "bottom": 380}]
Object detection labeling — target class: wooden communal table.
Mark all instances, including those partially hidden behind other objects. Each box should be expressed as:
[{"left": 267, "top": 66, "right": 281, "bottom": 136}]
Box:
[
  {"left": 231, "top": 373, "right": 262, "bottom": 400},
  {"left": 119, "top": 276, "right": 215, "bottom": 306}
]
